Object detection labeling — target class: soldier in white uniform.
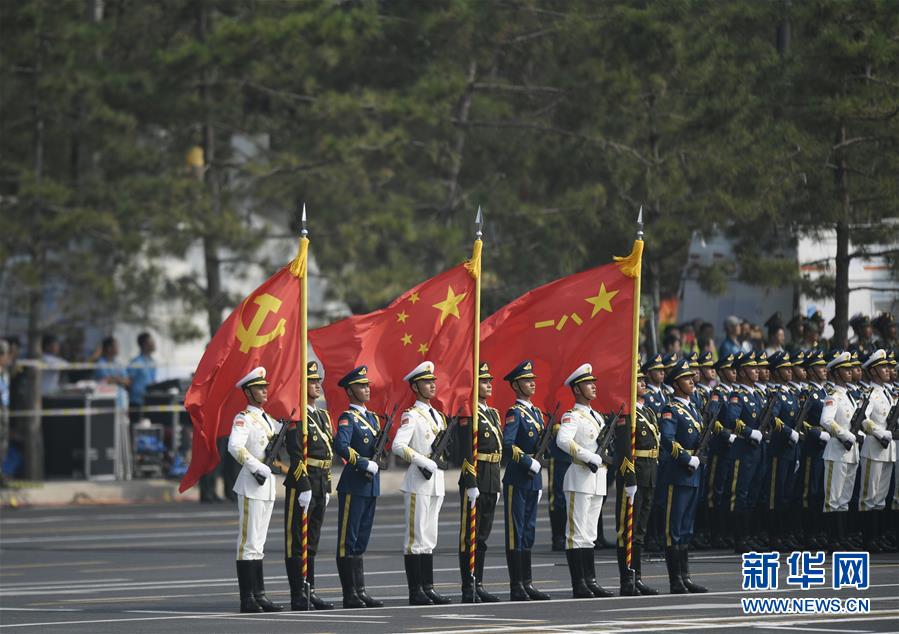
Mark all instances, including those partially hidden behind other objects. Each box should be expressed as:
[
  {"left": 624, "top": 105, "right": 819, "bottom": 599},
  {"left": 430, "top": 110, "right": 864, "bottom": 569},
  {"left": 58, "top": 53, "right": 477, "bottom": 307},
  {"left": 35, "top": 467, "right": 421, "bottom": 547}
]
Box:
[
  {"left": 227, "top": 366, "right": 284, "bottom": 613},
  {"left": 392, "top": 361, "right": 452, "bottom": 605},
  {"left": 555, "top": 364, "right": 614, "bottom": 599},
  {"left": 859, "top": 350, "right": 895, "bottom": 550},
  {"left": 820, "top": 351, "right": 868, "bottom": 549}
]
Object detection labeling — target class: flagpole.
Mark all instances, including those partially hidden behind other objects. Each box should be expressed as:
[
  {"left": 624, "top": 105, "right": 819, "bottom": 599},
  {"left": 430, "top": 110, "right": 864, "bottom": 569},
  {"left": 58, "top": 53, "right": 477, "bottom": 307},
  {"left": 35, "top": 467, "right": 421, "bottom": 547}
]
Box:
[
  {"left": 468, "top": 207, "right": 483, "bottom": 593},
  {"left": 625, "top": 207, "right": 644, "bottom": 571},
  {"left": 299, "top": 204, "right": 311, "bottom": 607}
]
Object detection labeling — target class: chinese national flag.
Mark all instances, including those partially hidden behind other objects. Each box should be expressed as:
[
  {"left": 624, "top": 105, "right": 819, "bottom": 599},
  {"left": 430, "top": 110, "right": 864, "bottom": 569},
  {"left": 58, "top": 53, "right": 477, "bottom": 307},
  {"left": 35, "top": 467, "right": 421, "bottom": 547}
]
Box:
[
  {"left": 310, "top": 261, "right": 477, "bottom": 423},
  {"left": 480, "top": 242, "right": 642, "bottom": 417},
  {"left": 179, "top": 249, "right": 308, "bottom": 493}
]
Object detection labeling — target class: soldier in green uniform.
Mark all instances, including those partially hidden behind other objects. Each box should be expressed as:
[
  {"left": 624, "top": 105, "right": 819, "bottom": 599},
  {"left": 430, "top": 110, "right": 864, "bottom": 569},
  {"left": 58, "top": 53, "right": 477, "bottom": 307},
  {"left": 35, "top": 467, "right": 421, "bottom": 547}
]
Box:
[
  {"left": 284, "top": 361, "right": 334, "bottom": 610},
  {"left": 615, "top": 366, "right": 660, "bottom": 596},
  {"left": 458, "top": 362, "right": 502, "bottom": 603}
]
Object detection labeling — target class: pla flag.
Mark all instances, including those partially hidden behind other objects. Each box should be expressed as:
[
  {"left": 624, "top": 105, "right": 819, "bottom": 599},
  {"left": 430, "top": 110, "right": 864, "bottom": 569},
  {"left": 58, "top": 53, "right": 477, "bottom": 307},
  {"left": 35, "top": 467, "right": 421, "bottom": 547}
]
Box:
[
  {"left": 480, "top": 242, "right": 642, "bottom": 416},
  {"left": 178, "top": 247, "right": 308, "bottom": 493},
  {"left": 310, "top": 261, "right": 478, "bottom": 421}
]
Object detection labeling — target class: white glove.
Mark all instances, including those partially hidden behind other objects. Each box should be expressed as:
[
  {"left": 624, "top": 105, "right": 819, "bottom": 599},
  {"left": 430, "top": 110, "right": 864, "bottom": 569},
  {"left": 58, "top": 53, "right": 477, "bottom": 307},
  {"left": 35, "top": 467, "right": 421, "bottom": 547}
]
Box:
[
  {"left": 412, "top": 453, "right": 438, "bottom": 474},
  {"left": 728, "top": 434, "right": 737, "bottom": 444},
  {"left": 325, "top": 493, "right": 331, "bottom": 508},
  {"left": 818, "top": 430, "right": 831, "bottom": 443},
  {"left": 537, "top": 489, "right": 543, "bottom": 504},
  {"left": 749, "top": 429, "right": 763, "bottom": 443},
  {"left": 528, "top": 459, "right": 541, "bottom": 475},
  {"left": 466, "top": 487, "right": 480, "bottom": 508},
  {"left": 254, "top": 463, "right": 272, "bottom": 479},
  {"left": 624, "top": 485, "right": 637, "bottom": 502},
  {"left": 586, "top": 453, "right": 603, "bottom": 467},
  {"left": 688, "top": 455, "right": 700, "bottom": 470},
  {"left": 875, "top": 429, "right": 891, "bottom": 443},
  {"left": 365, "top": 461, "right": 379, "bottom": 475},
  {"left": 298, "top": 489, "right": 312, "bottom": 511},
  {"left": 789, "top": 429, "right": 799, "bottom": 444},
  {"left": 838, "top": 429, "right": 855, "bottom": 444}
]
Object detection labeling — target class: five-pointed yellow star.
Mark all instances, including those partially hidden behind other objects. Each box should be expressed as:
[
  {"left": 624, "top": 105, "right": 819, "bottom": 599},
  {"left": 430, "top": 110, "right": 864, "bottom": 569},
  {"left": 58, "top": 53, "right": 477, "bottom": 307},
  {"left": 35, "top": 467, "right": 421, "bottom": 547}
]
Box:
[
  {"left": 417, "top": 342, "right": 429, "bottom": 355},
  {"left": 396, "top": 310, "right": 409, "bottom": 323},
  {"left": 409, "top": 291, "right": 421, "bottom": 304},
  {"left": 401, "top": 333, "right": 412, "bottom": 346},
  {"left": 432, "top": 285, "right": 467, "bottom": 325},
  {"left": 584, "top": 282, "right": 618, "bottom": 318}
]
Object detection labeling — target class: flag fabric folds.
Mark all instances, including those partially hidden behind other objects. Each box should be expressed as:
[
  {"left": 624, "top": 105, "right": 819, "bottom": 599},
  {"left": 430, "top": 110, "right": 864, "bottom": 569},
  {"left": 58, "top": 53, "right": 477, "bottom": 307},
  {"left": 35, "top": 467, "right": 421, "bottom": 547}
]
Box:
[
  {"left": 480, "top": 244, "right": 641, "bottom": 417},
  {"left": 179, "top": 247, "right": 307, "bottom": 493},
  {"left": 310, "top": 262, "right": 477, "bottom": 422}
]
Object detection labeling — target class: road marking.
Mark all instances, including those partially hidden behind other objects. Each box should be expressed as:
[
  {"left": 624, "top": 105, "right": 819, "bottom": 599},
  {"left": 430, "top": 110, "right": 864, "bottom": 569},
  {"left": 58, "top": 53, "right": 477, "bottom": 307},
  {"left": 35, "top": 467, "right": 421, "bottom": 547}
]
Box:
[
  {"left": 0, "top": 561, "right": 106, "bottom": 570},
  {"left": 79, "top": 564, "right": 203, "bottom": 573},
  {"left": 0, "top": 608, "right": 81, "bottom": 612},
  {"left": 757, "top": 627, "right": 872, "bottom": 633}
]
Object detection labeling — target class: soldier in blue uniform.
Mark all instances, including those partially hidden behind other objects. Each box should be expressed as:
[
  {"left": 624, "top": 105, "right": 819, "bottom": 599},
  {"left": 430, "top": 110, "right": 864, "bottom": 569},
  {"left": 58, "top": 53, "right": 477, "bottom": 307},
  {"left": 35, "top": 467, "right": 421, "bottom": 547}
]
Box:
[
  {"left": 643, "top": 354, "right": 668, "bottom": 415},
  {"left": 707, "top": 354, "right": 738, "bottom": 549},
  {"left": 719, "top": 352, "right": 766, "bottom": 553},
  {"left": 501, "top": 360, "right": 551, "bottom": 601},
  {"left": 547, "top": 404, "right": 571, "bottom": 552},
  {"left": 792, "top": 350, "right": 831, "bottom": 548},
  {"left": 333, "top": 366, "right": 384, "bottom": 609},
  {"left": 658, "top": 359, "right": 708, "bottom": 594}
]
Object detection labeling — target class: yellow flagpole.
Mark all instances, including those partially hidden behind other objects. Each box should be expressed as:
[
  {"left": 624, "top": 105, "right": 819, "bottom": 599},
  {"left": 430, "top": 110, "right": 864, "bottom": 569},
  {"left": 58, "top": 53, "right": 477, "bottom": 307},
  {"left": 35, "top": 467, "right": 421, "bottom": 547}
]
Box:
[
  {"left": 298, "top": 205, "right": 310, "bottom": 601},
  {"left": 465, "top": 208, "right": 484, "bottom": 588}
]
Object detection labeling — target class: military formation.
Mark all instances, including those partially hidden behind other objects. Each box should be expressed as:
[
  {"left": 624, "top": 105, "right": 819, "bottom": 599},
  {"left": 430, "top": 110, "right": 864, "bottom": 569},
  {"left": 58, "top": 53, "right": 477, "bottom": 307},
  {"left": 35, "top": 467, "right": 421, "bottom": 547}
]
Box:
[{"left": 224, "top": 310, "right": 898, "bottom": 612}]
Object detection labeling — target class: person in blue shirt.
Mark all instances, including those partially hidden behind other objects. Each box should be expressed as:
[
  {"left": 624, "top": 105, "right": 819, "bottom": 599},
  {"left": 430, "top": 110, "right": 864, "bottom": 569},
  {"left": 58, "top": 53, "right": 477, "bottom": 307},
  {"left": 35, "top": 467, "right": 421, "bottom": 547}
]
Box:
[
  {"left": 332, "top": 365, "right": 383, "bottom": 609},
  {"left": 718, "top": 316, "right": 743, "bottom": 360},
  {"left": 93, "top": 336, "right": 130, "bottom": 412},
  {"left": 127, "top": 332, "right": 157, "bottom": 409}
]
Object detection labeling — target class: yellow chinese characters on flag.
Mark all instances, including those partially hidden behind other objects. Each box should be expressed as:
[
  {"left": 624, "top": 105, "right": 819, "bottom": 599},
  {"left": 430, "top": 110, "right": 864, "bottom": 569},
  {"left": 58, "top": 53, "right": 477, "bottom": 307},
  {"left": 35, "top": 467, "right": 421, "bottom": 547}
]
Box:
[{"left": 310, "top": 262, "right": 477, "bottom": 420}]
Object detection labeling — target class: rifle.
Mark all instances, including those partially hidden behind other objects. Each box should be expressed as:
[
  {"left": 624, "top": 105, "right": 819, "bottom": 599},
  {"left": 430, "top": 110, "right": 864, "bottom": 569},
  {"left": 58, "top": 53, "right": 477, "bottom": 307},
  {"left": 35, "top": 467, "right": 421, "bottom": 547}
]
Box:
[
  {"left": 884, "top": 401, "right": 899, "bottom": 444},
  {"left": 256, "top": 408, "right": 296, "bottom": 485},
  {"left": 597, "top": 405, "right": 626, "bottom": 468},
  {"left": 366, "top": 404, "right": 400, "bottom": 480},
  {"left": 757, "top": 391, "right": 780, "bottom": 440},
  {"left": 793, "top": 392, "right": 816, "bottom": 443},
  {"left": 420, "top": 408, "right": 462, "bottom": 480},
  {"left": 844, "top": 392, "right": 871, "bottom": 451},
  {"left": 695, "top": 394, "right": 724, "bottom": 464},
  {"left": 532, "top": 402, "right": 562, "bottom": 470}
]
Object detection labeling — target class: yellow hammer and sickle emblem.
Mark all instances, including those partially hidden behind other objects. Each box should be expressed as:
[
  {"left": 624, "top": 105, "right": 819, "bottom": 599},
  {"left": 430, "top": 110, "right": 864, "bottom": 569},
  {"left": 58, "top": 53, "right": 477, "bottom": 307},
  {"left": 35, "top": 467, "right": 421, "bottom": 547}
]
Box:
[{"left": 235, "top": 293, "right": 286, "bottom": 353}]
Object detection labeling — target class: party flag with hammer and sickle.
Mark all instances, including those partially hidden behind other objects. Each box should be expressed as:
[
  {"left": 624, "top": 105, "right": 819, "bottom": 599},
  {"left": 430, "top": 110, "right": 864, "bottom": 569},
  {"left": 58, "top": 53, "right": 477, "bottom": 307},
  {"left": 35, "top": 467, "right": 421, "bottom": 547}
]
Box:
[
  {"left": 179, "top": 243, "right": 308, "bottom": 493},
  {"left": 310, "top": 257, "right": 479, "bottom": 425}
]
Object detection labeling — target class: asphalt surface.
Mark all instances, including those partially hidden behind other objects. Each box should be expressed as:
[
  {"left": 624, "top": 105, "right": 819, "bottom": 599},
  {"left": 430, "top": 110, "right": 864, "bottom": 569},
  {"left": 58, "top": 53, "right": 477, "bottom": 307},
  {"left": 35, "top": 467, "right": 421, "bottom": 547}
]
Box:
[{"left": 1, "top": 494, "right": 897, "bottom": 633}]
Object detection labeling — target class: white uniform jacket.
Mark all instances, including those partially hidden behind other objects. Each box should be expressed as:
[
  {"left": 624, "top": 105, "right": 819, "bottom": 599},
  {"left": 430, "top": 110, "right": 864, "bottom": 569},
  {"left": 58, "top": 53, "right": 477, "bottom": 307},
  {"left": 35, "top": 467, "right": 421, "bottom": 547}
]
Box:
[
  {"left": 861, "top": 384, "right": 895, "bottom": 462},
  {"left": 392, "top": 400, "right": 446, "bottom": 496},
  {"left": 820, "top": 385, "right": 863, "bottom": 464},
  {"left": 556, "top": 403, "right": 607, "bottom": 495},
  {"left": 227, "top": 405, "right": 280, "bottom": 501}
]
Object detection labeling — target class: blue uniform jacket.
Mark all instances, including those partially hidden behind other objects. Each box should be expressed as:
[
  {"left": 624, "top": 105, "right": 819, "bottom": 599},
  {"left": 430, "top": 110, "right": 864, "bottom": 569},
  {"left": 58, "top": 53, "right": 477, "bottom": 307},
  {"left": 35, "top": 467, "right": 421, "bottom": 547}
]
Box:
[
  {"left": 767, "top": 384, "right": 800, "bottom": 457},
  {"left": 658, "top": 397, "right": 703, "bottom": 488},
  {"left": 644, "top": 385, "right": 668, "bottom": 415},
  {"left": 501, "top": 401, "right": 544, "bottom": 491},
  {"left": 334, "top": 406, "right": 381, "bottom": 497},
  {"left": 799, "top": 384, "right": 828, "bottom": 451},
  {"left": 720, "top": 385, "right": 764, "bottom": 458}
]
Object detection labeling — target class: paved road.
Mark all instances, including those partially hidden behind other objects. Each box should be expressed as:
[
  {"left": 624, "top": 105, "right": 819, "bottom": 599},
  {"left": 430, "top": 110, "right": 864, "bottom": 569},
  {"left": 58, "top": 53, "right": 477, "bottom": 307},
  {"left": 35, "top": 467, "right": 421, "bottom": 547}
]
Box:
[{"left": 1, "top": 495, "right": 897, "bottom": 633}]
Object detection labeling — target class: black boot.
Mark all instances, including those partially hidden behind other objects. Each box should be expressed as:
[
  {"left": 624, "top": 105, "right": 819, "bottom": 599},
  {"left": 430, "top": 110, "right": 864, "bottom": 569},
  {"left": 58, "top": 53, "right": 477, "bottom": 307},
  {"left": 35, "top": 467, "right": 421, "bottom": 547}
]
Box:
[
  {"left": 733, "top": 511, "right": 750, "bottom": 554},
  {"left": 665, "top": 547, "right": 687, "bottom": 594},
  {"left": 252, "top": 560, "right": 285, "bottom": 612},
  {"left": 634, "top": 545, "right": 659, "bottom": 595},
  {"left": 460, "top": 551, "right": 476, "bottom": 603},
  {"left": 507, "top": 550, "right": 530, "bottom": 601},
  {"left": 617, "top": 547, "right": 637, "bottom": 596},
  {"left": 421, "top": 553, "right": 452, "bottom": 604},
  {"left": 285, "top": 557, "right": 310, "bottom": 610},
  {"left": 353, "top": 556, "right": 383, "bottom": 607},
  {"left": 581, "top": 548, "right": 613, "bottom": 597},
  {"left": 565, "top": 549, "right": 593, "bottom": 598},
  {"left": 520, "top": 549, "right": 551, "bottom": 600},
  {"left": 307, "top": 557, "right": 333, "bottom": 610},
  {"left": 405, "top": 554, "right": 433, "bottom": 606},
  {"left": 475, "top": 547, "right": 500, "bottom": 603},
  {"left": 236, "top": 560, "right": 262, "bottom": 613},
  {"left": 679, "top": 545, "right": 708, "bottom": 593},
  {"left": 337, "top": 557, "right": 365, "bottom": 609}
]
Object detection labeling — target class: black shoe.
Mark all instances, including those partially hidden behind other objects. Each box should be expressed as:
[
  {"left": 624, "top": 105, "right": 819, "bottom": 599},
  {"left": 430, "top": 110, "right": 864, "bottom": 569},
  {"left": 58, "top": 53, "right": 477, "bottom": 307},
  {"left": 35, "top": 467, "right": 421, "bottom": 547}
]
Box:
[
  {"left": 632, "top": 545, "right": 659, "bottom": 595},
  {"left": 307, "top": 557, "right": 334, "bottom": 610},
  {"left": 565, "top": 549, "right": 594, "bottom": 598},
  {"left": 679, "top": 546, "right": 708, "bottom": 593},
  {"left": 285, "top": 557, "right": 311, "bottom": 610},
  {"left": 474, "top": 548, "right": 500, "bottom": 602},
  {"left": 236, "top": 560, "right": 263, "bottom": 613},
  {"left": 460, "top": 551, "right": 476, "bottom": 603},
  {"left": 665, "top": 547, "right": 687, "bottom": 594},
  {"left": 421, "top": 553, "right": 452, "bottom": 604},
  {"left": 635, "top": 579, "right": 659, "bottom": 595},
  {"left": 581, "top": 548, "right": 613, "bottom": 597},
  {"left": 337, "top": 557, "right": 366, "bottom": 609},
  {"left": 617, "top": 547, "right": 637, "bottom": 596},
  {"left": 520, "top": 550, "right": 551, "bottom": 600},
  {"left": 352, "top": 556, "right": 383, "bottom": 607},
  {"left": 405, "top": 554, "right": 433, "bottom": 606},
  {"left": 251, "top": 560, "right": 285, "bottom": 612},
  {"left": 507, "top": 550, "right": 530, "bottom": 601}
]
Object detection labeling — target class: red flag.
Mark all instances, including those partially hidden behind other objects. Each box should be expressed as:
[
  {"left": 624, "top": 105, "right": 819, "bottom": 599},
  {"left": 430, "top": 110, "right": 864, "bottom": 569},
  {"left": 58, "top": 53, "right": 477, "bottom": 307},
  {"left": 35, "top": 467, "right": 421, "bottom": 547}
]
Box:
[
  {"left": 310, "top": 262, "right": 477, "bottom": 423},
  {"left": 179, "top": 252, "right": 306, "bottom": 493},
  {"left": 480, "top": 245, "right": 641, "bottom": 417}
]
